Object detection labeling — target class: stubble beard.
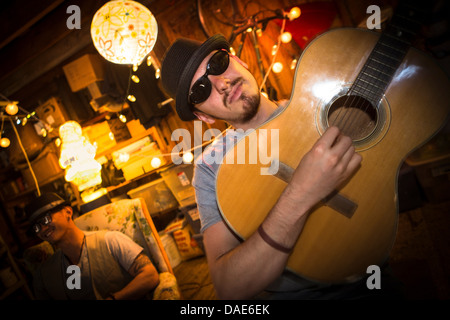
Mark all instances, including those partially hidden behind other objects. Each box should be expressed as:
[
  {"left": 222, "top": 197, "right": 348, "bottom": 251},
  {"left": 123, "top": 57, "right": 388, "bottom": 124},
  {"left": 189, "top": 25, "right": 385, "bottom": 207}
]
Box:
[{"left": 225, "top": 77, "right": 261, "bottom": 124}]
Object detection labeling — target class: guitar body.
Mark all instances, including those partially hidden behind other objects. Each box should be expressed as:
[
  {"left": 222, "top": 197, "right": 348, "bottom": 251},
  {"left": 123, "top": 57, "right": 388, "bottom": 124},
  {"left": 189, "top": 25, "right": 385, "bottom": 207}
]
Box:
[{"left": 216, "top": 28, "right": 450, "bottom": 283}]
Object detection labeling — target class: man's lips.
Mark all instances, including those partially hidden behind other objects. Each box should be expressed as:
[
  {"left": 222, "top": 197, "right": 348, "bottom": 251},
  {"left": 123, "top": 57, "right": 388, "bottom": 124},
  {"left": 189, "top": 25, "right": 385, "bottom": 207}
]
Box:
[
  {"left": 227, "top": 80, "right": 243, "bottom": 105},
  {"left": 41, "top": 227, "right": 54, "bottom": 240}
]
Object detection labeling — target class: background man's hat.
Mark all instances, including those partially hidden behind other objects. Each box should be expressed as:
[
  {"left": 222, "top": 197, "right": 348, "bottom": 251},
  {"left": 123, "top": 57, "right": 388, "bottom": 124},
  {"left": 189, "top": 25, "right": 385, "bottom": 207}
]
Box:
[
  {"left": 24, "top": 192, "right": 69, "bottom": 224},
  {"left": 160, "top": 34, "right": 230, "bottom": 121}
]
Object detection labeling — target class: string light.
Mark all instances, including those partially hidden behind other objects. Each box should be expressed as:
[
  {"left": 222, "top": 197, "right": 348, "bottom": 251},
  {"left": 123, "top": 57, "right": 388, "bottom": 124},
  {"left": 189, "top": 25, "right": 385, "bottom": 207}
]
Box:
[
  {"left": 119, "top": 114, "right": 127, "bottom": 123},
  {"left": 280, "top": 32, "right": 292, "bottom": 43},
  {"left": 5, "top": 102, "right": 18, "bottom": 115},
  {"left": 0, "top": 137, "right": 10, "bottom": 148},
  {"left": 288, "top": 7, "right": 301, "bottom": 20},
  {"left": 271, "top": 44, "right": 278, "bottom": 56},
  {"left": 131, "top": 75, "right": 140, "bottom": 83},
  {"left": 182, "top": 151, "right": 194, "bottom": 163},
  {"left": 127, "top": 95, "right": 136, "bottom": 102},
  {"left": 272, "top": 62, "right": 283, "bottom": 73},
  {"left": 290, "top": 58, "right": 298, "bottom": 70},
  {"left": 151, "top": 157, "right": 161, "bottom": 168}
]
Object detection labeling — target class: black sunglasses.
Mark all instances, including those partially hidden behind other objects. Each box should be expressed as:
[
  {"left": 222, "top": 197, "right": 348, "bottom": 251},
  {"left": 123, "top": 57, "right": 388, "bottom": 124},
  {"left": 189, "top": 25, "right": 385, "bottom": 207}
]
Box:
[
  {"left": 33, "top": 213, "right": 52, "bottom": 233},
  {"left": 189, "top": 50, "right": 230, "bottom": 105}
]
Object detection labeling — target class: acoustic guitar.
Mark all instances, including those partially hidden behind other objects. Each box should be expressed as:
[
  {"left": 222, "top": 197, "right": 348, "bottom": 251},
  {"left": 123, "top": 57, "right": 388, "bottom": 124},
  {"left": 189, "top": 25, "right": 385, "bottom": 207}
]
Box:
[{"left": 216, "top": 4, "right": 450, "bottom": 283}]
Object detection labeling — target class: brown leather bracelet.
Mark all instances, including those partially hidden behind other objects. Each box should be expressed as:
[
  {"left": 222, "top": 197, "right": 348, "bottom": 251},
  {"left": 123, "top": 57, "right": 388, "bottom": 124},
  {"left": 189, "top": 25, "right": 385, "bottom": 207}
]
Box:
[{"left": 257, "top": 225, "right": 293, "bottom": 254}]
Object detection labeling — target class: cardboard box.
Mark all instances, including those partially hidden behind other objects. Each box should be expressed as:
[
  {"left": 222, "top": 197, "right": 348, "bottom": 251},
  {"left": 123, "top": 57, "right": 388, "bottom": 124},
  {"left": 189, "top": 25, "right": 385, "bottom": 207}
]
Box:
[
  {"left": 160, "top": 164, "right": 196, "bottom": 207},
  {"left": 35, "top": 97, "right": 69, "bottom": 130},
  {"left": 82, "top": 121, "right": 116, "bottom": 155},
  {"left": 20, "top": 148, "right": 62, "bottom": 188},
  {"left": 63, "top": 54, "right": 105, "bottom": 92}
]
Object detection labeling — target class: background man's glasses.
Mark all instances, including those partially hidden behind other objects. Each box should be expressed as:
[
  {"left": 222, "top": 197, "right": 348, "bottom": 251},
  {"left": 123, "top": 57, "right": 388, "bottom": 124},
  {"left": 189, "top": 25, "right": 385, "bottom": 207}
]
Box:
[{"left": 33, "top": 214, "right": 52, "bottom": 233}]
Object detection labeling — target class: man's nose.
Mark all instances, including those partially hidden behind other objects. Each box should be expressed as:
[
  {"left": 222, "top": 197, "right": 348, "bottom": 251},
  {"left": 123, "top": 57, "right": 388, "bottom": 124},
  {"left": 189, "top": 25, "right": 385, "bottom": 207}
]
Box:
[{"left": 210, "top": 75, "right": 230, "bottom": 94}]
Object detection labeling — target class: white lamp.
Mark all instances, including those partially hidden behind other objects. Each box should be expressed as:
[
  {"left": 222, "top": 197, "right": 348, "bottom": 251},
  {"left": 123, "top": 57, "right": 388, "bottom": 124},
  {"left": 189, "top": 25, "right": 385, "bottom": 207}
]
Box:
[
  {"left": 91, "top": 0, "right": 158, "bottom": 65},
  {"left": 59, "top": 121, "right": 105, "bottom": 202}
]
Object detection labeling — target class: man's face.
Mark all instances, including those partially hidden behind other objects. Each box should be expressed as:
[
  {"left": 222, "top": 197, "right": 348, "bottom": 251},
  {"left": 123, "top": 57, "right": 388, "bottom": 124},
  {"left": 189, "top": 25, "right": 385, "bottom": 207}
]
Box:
[
  {"left": 35, "top": 207, "right": 71, "bottom": 244},
  {"left": 190, "top": 51, "right": 261, "bottom": 125}
]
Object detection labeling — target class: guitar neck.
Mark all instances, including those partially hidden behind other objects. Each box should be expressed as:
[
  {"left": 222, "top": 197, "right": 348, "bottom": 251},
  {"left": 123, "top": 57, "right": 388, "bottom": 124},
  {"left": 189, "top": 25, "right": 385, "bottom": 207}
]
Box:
[{"left": 349, "top": 3, "right": 423, "bottom": 105}]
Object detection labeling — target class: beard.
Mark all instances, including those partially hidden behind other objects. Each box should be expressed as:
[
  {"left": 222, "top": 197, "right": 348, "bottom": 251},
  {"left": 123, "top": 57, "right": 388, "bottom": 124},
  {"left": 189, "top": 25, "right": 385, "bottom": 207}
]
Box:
[
  {"left": 224, "top": 77, "right": 260, "bottom": 124},
  {"left": 232, "top": 92, "right": 260, "bottom": 123}
]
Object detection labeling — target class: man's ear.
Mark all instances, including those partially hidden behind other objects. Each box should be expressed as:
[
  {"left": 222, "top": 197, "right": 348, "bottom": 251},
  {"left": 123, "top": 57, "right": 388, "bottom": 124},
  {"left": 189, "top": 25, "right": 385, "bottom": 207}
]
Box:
[
  {"left": 193, "top": 111, "right": 216, "bottom": 124},
  {"left": 230, "top": 54, "right": 248, "bottom": 69},
  {"left": 64, "top": 206, "right": 73, "bottom": 220}
]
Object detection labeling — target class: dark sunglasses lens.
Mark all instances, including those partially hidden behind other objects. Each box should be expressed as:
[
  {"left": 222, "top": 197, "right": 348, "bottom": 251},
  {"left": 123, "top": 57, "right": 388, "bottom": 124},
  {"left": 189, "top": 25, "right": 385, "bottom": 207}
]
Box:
[
  {"left": 190, "top": 77, "right": 212, "bottom": 104},
  {"left": 33, "top": 224, "right": 40, "bottom": 233},
  {"left": 208, "top": 51, "right": 229, "bottom": 75},
  {"left": 33, "top": 214, "right": 52, "bottom": 233}
]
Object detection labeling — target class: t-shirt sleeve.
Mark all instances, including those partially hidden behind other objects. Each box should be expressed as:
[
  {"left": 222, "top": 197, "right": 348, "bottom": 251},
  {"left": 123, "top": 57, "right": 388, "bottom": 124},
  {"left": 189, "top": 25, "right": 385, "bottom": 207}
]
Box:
[{"left": 104, "top": 231, "right": 143, "bottom": 271}]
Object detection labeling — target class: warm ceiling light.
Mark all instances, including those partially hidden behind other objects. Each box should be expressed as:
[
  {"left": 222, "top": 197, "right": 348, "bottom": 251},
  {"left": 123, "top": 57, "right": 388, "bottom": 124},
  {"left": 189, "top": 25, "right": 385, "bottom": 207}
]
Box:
[
  {"left": 280, "top": 32, "right": 292, "bottom": 43},
  {"left": 288, "top": 7, "right": 301, "bottom": 20},
  {"left": 272, "top": 62, "right": 283, "bottom": 73},
  {"left": 5, "top": 102, "right": 18, "bottom": 115},
  {"left": 91, "top": 0, "right": 158, "bottom": 65},
  {"left": 0, "top": 137, "right": 10, "bottom": 148}
]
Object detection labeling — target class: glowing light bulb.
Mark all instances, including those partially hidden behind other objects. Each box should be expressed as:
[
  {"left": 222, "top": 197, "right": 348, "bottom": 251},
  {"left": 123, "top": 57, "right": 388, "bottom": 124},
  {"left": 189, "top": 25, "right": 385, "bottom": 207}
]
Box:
[
  {"left": 229, "top": 47, "right": 236, "bottom": 56},
  {"left": 119, "top": 114, "right": 127, "bottom": 123},
  {"left": 272, "top": 62, "right": 283, "bottom": 73},
  {"left": 5, "top": 103, "right": 18, "bottom": 115},
  {"left": 0, "top": 137, "right": 10, "bottom": 148},
  {"left": 127, "top": 95, "right": 136, "bottom": 102},
  {"left": 151, "top": 157, "right": 161, "bottom": 168},
  {"left": 155, "top": 69, "right": 161, "bottom": 79},
  {"left": 290, "top": 59, "right": 298, "bottom": 70},
  {"left": 289, "top": 7, "right": 301, "bottom": 20},
  {"left": 182, "top": 152, "right": 194, "bottom": 163},
  {"left": 280, "top": 32, "right": 292, "bottom": 44},
  {"left": 131, "top": 75, "right": 140, "bottom": 83},
  {"left": 271, "top": 44, "right": 278, "bottom": 56}
]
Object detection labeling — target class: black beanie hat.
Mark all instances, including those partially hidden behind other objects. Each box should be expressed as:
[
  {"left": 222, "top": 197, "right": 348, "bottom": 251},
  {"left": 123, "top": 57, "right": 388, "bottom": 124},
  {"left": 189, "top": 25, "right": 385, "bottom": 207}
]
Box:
[{"left": 160, "top": 34, "right": 230, "bottom": 121}]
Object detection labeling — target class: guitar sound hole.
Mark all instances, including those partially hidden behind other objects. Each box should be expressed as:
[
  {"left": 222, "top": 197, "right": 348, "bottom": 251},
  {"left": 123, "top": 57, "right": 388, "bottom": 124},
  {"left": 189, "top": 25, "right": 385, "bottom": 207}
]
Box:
[{"left": 328, "top": 95, "right": 378, "bottom": 141}]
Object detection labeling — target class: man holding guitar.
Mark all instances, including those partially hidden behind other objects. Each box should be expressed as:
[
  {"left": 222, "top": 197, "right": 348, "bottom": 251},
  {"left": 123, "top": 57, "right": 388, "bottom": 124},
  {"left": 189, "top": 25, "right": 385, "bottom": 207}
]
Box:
[{"left": 160, "top": 34, "right": 405, "bottom": 299}]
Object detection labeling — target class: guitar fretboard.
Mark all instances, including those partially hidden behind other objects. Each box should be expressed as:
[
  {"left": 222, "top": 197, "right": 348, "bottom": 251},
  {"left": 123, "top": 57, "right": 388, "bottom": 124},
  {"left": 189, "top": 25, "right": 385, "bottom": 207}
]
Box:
[{"left": 349, "top": 4, "right": 422, "bottom": 106}]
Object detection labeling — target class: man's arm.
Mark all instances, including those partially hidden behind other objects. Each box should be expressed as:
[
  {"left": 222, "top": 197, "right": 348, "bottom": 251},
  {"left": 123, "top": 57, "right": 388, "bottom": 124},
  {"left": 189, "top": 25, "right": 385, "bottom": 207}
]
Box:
[
  {"left": 108, "top": 253, "right": 160, "bottom": 300},
  {"left": 204, "top": 127, "right": 362, "bottom": 299}
]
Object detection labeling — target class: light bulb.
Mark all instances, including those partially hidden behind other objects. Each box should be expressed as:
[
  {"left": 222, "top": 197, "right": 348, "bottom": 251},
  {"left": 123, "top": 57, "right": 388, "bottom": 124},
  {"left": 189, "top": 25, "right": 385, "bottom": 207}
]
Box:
[
  {"left": 182, "top": 152, "right": 194, "bottom": 163},
  {"left": 5, "top": 103, "right": 18, "bottom": 115},
  {"left": 127, "top": 95, "right": 136, "bottom": 102},
  {"left": 0, "top": 137, "right": 10, "bottom": 148},
  {"left": 272, "top": 62, "right": 283, "bottom": 73},
  {"left": 131, "top": 75, "right": 140, "bottom": 83},
  {"left": 271, "top": 44, "right": 278, "bottom": 56},
  {"left": 289, "top": 7, "right": 301, "bottom": 20},
  {"left": 151, "top": 157, "right": 161, "bottom": 168},
  {"left": 119, "top": 114, "right": 127, "bottom": 123},
  {"left": 280, "top": 32, "right": 292, "bottom": 44},
  {"left": 290, "top": 59, "right": 298, "bottom": 70}
]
